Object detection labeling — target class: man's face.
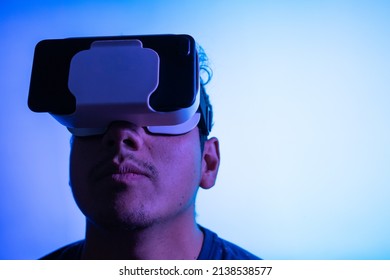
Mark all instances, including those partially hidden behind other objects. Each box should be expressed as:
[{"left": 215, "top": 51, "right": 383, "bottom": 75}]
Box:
[{"left": 69, "top": 122, "right": 219, "bottom": 230}]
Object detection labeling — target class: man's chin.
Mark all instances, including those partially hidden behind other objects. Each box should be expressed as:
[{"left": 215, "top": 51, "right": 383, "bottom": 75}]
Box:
[{"left": 86, "top": 211, "right": 155, "bottom": 232}]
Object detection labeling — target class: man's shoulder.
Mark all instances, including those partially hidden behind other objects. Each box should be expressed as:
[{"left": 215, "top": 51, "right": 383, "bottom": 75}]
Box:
[
  {"left": 198, "top": 226, "right": 261, "bottom": 260},
  {"left": 40, "top": 240, "right": 84, "bottom": 260}
]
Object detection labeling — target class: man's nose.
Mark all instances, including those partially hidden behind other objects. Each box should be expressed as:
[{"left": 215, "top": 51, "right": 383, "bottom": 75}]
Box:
[{"left": 101, "top": 121, "right": 144, "bottom": 151}]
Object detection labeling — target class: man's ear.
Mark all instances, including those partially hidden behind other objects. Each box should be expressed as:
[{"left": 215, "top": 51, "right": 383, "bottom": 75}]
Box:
[{"left": 200, "top": 137, "right": 220, "bottom": 189}]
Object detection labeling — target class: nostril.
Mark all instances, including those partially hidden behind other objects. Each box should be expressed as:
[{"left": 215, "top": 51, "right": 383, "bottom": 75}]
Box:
[{"left": 123, "top": 138, "right": 137, "bottom": 149}]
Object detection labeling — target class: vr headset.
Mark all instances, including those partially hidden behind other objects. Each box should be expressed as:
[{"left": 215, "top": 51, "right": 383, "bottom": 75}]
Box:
[{"left": 28, "top": 34, "right": 212, "bottom": 136}]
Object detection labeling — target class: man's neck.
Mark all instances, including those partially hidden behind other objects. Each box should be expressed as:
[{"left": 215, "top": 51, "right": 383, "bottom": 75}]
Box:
[{"left": 81, "top": 214, "right": 204, "bottom": 260}]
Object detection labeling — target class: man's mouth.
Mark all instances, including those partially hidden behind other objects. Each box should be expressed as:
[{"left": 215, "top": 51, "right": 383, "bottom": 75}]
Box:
[
  {"left": 92, "top": 162, "right": 152, "bottom": 184},
  {"left": 110, "top": 165, "right": 149, "bottom": 181}
]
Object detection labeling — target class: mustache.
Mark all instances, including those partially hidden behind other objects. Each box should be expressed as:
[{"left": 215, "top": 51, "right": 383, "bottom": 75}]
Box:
[{"left": 88, "top": 153, "right": 159, "bottom": 182}]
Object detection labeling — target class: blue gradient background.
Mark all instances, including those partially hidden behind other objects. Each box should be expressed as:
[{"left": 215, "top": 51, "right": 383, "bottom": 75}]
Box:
[{"left": 1, "top": 0, "right": 389, "bottom": 259}]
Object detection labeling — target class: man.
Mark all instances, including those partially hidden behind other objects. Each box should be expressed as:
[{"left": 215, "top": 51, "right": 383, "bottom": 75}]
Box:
[{"left": 30, "top": 35, "right": 260, "bottom": 260}]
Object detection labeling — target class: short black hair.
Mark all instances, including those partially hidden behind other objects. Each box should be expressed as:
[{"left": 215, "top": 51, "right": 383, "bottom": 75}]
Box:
[{"left": 197, "top": 45, "right": 213, "bottom": 150}]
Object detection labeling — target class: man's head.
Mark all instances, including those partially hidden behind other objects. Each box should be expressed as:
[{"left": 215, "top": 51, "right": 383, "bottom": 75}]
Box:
[
  {"left": 69, "top": 72, "right": 219, "bottom": 232},
  {"left": 30, "top": 34, "right": 220, "bottom": 231}
]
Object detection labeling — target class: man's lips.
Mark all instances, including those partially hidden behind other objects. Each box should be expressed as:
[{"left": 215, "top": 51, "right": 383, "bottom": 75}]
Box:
[
  {"left": 91, "top": 162, "right": 153, "bottom": 183},
  {"left": 113, "top": 164, "right": 149, "bottom": 176}
]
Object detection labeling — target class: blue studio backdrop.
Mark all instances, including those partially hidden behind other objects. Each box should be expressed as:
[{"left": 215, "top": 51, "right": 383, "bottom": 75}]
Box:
[{"left": 1, "top": 0, "right": 390, "bottom": 259}]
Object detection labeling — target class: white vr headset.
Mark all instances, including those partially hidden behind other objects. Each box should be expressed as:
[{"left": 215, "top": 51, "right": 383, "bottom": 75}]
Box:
[{"left": 28, "top": 34, "right": 211, "bottom": 136}]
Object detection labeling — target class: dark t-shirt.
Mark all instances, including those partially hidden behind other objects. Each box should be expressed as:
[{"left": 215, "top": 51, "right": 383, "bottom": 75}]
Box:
[{"left": 41, "top": 226, "right": 261, "bottom": 260}]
